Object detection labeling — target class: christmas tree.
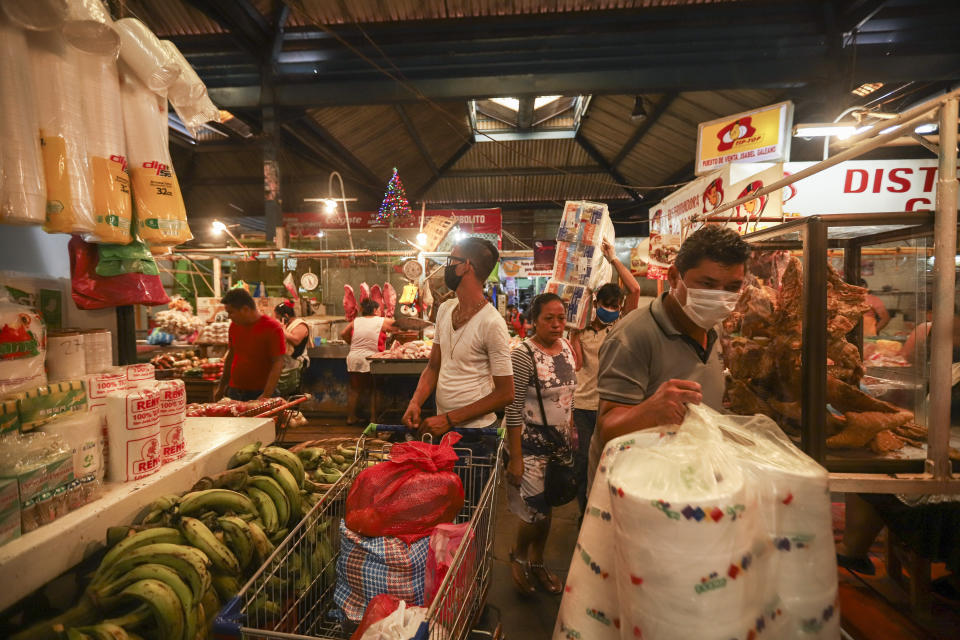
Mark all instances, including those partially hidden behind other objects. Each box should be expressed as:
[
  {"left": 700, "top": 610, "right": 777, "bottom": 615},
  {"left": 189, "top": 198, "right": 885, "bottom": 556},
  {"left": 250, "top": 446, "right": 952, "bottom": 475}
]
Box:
[{"left": 376, "top": 168, "right": 413, "bottom": 223}]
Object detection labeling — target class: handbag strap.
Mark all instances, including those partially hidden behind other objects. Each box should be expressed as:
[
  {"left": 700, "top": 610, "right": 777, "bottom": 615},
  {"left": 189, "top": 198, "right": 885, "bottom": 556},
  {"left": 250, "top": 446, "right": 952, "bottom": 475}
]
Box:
[{"left": 523, "top": 342, "right": 550, "bottom": 429}]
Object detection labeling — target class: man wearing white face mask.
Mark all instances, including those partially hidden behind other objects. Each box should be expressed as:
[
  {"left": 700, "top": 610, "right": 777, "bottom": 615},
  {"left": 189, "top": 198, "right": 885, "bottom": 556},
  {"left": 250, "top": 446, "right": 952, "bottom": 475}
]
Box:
[{"left": 587, "top": 226, "right": 750, "bottom": 488}]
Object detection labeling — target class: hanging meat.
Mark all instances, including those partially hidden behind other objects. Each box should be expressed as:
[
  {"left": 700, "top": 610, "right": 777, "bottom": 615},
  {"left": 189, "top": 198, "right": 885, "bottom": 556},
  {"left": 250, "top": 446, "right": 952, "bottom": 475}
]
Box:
[
  {"left": 343, "top": 284, "right": 358, "bottom": 322},
  {"left": 359, "top": 282, "right": 370, "bottom": 302},
  {"left": 724, "top": 254, "right": 926, "bottom": 455},
  {"left": 383, "top": 282, "right": 397, "bottom": 318},
  {"left": 370, "top": 284, "right": 384, "bottom": 316}
]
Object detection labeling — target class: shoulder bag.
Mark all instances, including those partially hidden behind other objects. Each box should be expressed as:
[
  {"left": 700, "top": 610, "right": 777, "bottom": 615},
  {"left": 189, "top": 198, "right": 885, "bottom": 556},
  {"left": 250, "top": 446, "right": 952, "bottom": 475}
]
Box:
[{"left": 523, "top": 343, "right": 577, "bottom": 507}]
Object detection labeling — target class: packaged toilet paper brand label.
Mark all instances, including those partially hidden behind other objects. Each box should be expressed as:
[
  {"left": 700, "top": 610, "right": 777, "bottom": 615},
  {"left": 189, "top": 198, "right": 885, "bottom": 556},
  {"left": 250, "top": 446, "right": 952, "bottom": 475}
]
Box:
[
  {"left": 124, "top": 433, "right": 161, "bottom": 480},
  {"left": 161, "top": 422, "right": 185, "bottom": 463},
  {"left": 157, "top": 380, "right": 185, "bottom": 417},
  {"left": 127, "top": 394, "right": 159, "bottom": 430},
  {"left": 123, "top": 363, "right": 154, "bottom": 387}
]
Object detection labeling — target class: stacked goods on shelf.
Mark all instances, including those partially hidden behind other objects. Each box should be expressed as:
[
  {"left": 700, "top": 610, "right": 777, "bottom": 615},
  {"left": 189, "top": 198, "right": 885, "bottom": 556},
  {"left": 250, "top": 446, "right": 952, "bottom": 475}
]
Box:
[
  {"left": 154, "top": 297, "right": 204, "bottom": 338},
  {"left": 150, "top": 351, "right": 223, "bottom": 380},
  {"left": 197, "top": 322, "right": 229, "bottom": 345},
  {"left": 0, "top": 432, "right": 78, "bottom": 537},
  {"left": 11, "top": 441, "right": 339, "bottom": 640},
  {"left": 0, "top": 13, "right": 46, "bottom": 226},
  {"left": 185, "top": 398, "right": 285, "bottom": 418},
  {"left": 0, "top": 287, "right": 48, "bottom": 397},
  {"left": 724, "top": 256, "right": 927, "bottom": 456},
  {"left": 546, "top": 201, "right": 615, "bottom": 329},
  {"left": 105, "top": 386, "right": 161, "bottom": 482}
]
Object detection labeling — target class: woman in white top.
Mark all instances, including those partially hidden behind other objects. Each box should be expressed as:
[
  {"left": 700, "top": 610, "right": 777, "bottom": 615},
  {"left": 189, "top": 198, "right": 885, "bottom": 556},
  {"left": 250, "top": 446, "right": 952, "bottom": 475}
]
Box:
[{"left": 341, "top": 298, "right": 396, "bottom": 425}]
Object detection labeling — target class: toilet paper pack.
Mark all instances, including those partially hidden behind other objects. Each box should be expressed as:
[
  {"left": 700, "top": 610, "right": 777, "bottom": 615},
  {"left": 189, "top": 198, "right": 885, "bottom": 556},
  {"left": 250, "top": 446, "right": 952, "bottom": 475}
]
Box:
[{"left": 105, "top": 387, "right": 160, "bottom": 482}]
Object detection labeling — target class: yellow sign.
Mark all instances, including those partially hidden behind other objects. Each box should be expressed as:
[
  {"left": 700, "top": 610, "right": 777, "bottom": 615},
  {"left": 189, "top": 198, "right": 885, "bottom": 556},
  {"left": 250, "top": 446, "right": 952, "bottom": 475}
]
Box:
[{"left": 695, "top": 101, "right": 793, "bottom": 175}]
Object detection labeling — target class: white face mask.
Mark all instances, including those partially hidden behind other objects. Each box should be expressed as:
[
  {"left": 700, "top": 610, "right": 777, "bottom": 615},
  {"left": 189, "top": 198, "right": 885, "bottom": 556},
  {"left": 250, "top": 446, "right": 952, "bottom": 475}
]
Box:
[{"left": 679, "top": 284, "right": 740, "bottom": 330}]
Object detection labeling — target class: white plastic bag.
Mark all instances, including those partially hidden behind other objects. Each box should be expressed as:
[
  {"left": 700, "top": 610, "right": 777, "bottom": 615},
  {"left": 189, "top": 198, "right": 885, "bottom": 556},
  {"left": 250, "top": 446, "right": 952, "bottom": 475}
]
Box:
[{"left": 360, "top": 599, "right": 429, "bottom": 640}]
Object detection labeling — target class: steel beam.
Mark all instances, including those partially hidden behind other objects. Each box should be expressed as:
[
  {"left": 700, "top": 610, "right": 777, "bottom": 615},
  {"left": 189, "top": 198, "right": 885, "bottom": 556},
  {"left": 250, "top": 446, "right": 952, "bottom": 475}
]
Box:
[
  {"left": 394, "top": 105, "right": 439, "bottom": 177},
  {"left": 183, "top": 0, "right": 270, "bottom": 59},
  {"left": 611, "top": 92, "right": 679, "bottom": 169},
  {"left": 574, "top": 134, "right": 642, "bottom": 202},
  {"left": 517, "top": 97, "right": 535, "bottom": 130},
  {"left": 294, "top": 117, "right": 384, "bottom": 189}
]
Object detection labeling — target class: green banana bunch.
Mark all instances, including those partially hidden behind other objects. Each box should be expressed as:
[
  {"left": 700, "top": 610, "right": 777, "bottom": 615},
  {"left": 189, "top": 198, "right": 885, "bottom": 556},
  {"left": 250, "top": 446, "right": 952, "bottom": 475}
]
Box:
[
  {"left": 118, "top": 579, "right": 185, "bottom": 640},
  {"left": 260, "top": 446, "right": 305, "bottom": 488},
  {"left": 246, "top": 486, "right": 279, "bottom": 533},
  {"left": 217, "top": 516, "right": 255, "bottom": 571},
  {"left": 246, "top": 520, "right": 275, "bottom": 564},
  {"left": 210, "top": 573, "right": 241, "bottom": 602},
  {"left": 89, "top": 563, "right": 195, "bottom": 612},
  {"left": 226, "top": 441, "right": 261, "bottom": 469},
  {"left": 247, "top": 475, "right": 290, "bottom": 528},
  {"left": 95, "top": 528, "right": 187, "bottom": 581},
  {"left": 295, "top": 447, "right": 326, "bottom": 470},
  {"left": 210, "top": 468, "right": 249, "bottom": 492},
  {"left": 268, "top": 527, "right": 289, "bottom": 545},
  {"left": 265, "top": 463, "right": 301, "bottom": 520},
  {"left": 178, "top": 489, "right": 258, "bottom": 519},
  {"left": 180, "top": 517, "right": 240, "bottom": 576},
  {"left": 67, "top": 623, "right": 129, "bottom": 640},
  {"left": 91, "top": 543, "right": 212, "bottom": 609}
]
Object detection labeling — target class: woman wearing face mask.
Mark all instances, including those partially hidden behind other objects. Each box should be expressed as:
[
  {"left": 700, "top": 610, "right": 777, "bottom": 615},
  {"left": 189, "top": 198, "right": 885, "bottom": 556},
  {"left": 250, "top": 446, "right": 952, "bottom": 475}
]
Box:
[
  {"left": 505, "top": 293, "right": 578, "bottom": 595},
  {"left": 589, "top": 226, "right": 751, "bottom": 489},
  {"left": 568, "top": 240, "right": 644, "bottom": 518}
]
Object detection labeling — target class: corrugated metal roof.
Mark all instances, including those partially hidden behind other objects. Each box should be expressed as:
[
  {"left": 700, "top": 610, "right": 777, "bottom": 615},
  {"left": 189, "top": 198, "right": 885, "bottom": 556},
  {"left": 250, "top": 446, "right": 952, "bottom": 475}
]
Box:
[
  {"left": 119, "top": 0, "right": 225, "bottom": 36},
  {"left": 280, "top": 0, "right": 748, "bottom": 27},
  {"left": 423, "top": 172, "right": 624, "bottom": 203},
  {"left": 453, "top": 139, "right": 594, "bottom": 171}
]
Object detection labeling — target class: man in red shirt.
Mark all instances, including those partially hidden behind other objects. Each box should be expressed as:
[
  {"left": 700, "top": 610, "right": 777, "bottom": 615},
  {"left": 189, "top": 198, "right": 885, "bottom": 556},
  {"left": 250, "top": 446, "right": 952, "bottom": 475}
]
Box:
[{"left": 215, "top": 288, "right": 286, "bottom": 401}]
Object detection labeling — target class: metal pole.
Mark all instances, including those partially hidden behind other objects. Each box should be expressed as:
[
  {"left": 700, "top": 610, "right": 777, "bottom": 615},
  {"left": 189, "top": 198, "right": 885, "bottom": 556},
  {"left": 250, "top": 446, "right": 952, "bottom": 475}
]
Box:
[
  {"left": 801, "top": 218, "right": 828, "bottom": 464},
  {"left": 115, "top": 305, "right": 137, "bottom": 365},
  {"left": 927, "top": 97, "right": 958, "bottom": 479},
  {"left": 213, "top": 258, "right": 222, "bottom": 298}
]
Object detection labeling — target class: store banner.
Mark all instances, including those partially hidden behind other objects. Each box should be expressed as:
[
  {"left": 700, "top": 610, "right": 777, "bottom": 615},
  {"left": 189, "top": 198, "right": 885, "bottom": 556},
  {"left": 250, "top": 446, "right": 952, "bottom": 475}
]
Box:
[
  {"left": 695, "top": 101, "right": 793, "bottom": 175},
  {"left": 499, "top": 258, "right": 552, "bottom": 279},
  {"left": 283, "top": 209, "right": 502, "bottom": 236}
]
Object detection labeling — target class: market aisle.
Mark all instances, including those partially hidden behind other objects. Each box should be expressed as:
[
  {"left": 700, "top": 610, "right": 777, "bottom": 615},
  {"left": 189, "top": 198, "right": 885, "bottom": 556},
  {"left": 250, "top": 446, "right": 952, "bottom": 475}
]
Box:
[{"left": 487, "top": 490, "right": 581, "bottom": 638}]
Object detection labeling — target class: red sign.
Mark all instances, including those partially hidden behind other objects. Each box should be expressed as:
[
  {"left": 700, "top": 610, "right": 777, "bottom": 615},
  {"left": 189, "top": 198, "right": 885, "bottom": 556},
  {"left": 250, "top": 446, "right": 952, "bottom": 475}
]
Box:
[{"left": 284, "top": 209, "right": 502, "bottom": 235}]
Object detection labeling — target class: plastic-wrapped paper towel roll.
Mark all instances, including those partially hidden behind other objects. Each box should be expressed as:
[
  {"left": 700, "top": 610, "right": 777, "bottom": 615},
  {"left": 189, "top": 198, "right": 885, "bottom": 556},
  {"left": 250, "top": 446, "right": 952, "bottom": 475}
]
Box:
[
  {"left": 607, "top": 412, "right": 764, "bottom": 634},
  {"left": 77, "top": 50, "right": 131, "bottom": 244},
  {"left": 81, "top": 329, "right": 112, "bottom": 373},
  {"left": 121, "top": 363, "right": 155, "bottom": 389},
  {"left": 105, "top": 387, "right": 160, "bottom": 482},
  {"left": 39, "top": 411, "right": 103, "bottom": 483},
  {"left": 83, "top": 370, "right": 126, "bottom": 410},
  {"left": 161, "top": 40, "right": 206, "bottom": 107},
  {"left": 0, "top": 0, "right": 67, "bottom": 31},
  {"left": 0, "top": 15, "right": 46, "bottom": 226},
  {"left": 554, "top": 432, "right": 668, "bottom": 640},
  {"left": 62, "top": 0, "right": 119, "bottom": 57},
  {"left": 137, "top": 379, "right": 186, "bottom": 464},
  {"left": 27, "top": 28, "right": 96, "bottom": 235},
  {"left": 120, "top": 66, "right": 192, "bottom": 247},
  {"left": 114, "top": 18, "right": 179, "bottom": 91},
  {"left": 47, "top": 330, "right": 86, "bottom": 382}
]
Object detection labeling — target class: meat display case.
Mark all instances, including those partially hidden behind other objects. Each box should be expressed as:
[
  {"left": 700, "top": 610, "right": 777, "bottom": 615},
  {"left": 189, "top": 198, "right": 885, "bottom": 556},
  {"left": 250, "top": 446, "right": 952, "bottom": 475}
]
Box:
[{"left": 732, "top": 211, "right": 953, "bottom": 477}]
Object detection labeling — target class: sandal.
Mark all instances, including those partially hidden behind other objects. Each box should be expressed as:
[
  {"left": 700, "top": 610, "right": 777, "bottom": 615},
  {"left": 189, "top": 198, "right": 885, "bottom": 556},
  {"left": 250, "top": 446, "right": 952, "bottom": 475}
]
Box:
[
  {"left": 836, "top": 553, "right": 876, "bottom": 576},
  {"left": 509, "top": 551, "right": 536, "bottom": 595},
  {"left": 529, "top": 561, "right": 563, "bottom": 594}
]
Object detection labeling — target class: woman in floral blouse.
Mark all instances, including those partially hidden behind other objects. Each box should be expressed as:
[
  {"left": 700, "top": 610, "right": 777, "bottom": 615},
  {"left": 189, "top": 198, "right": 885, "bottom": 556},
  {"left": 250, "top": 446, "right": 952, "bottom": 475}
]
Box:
[{"left": 505, "top": 293, "right": 579, "bottom": 595}]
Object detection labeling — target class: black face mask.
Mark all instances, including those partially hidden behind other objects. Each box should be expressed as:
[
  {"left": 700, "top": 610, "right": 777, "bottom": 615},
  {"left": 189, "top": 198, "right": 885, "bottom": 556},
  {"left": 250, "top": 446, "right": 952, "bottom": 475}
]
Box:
[{"left": 444, "top": 263, "right": 464, "bottom": 291}]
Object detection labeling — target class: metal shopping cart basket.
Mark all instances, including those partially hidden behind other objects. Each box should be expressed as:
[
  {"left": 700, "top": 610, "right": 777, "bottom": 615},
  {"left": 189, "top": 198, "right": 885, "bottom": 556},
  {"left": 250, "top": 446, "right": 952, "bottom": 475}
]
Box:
[{"left": 214, "top": 425, "right": 503, "bottom": 640}]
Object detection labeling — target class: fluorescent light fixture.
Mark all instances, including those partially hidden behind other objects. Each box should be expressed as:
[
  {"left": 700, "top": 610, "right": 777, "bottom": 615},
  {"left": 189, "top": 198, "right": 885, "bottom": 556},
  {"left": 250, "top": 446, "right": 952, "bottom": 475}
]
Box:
[
  {"left": 416, "top": 232, "right": 428, "bottom": 245},
  {"left": 793, "top": 122, "right": 859, "bottom": 138},
  {"left": 211, "top": 220, "right": 226, "bottom": 234},
  {"left": 851, "top": 82, "right": 883, "bottom": 98},
  {"left": 915, "top": 123, "right": 937, "bottom": 134}
]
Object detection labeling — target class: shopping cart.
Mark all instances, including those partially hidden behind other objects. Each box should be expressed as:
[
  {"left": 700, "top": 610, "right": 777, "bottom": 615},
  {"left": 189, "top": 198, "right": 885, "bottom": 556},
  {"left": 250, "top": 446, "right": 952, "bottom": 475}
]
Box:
[{"left": 214, "top": 425, "right": 504, "bottom": 640}]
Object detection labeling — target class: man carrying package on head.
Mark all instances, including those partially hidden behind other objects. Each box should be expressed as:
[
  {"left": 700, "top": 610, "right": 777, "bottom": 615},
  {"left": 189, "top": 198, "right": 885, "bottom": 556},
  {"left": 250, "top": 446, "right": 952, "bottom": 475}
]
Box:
[
  {"left": 587, "top": 225, "right": 751, "bottom": 488},
  {"left": 216, "top": 288, "right": 286, "bottom": 402}
]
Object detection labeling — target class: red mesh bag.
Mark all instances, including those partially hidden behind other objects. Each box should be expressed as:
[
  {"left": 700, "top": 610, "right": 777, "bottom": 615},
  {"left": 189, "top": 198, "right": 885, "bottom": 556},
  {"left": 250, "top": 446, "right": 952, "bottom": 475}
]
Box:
[
  {"left": 69, "top": 236, "right": 169, "bottom": 309},
  {"left": 349, "top": 594, "right": 401, "bottom": 640},
  {"left": 346, "top": 433, "right": 464, "bottom": 543}
]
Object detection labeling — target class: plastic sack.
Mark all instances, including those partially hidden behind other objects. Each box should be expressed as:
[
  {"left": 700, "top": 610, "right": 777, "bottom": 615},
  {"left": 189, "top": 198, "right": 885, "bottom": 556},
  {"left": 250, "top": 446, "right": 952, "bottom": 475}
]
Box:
[
  {"left": 96, "top": 241, "right": 160, "bottom": 277},
  {"left": 0, "top": 14, "right": 46, "bottom": 226},
  {"left": 335, "top": 520, "right": 430, "bottom": 623},
  {"left": 69, "top": 235, "right": 169, "bottom": 309},
  {"left": 120, "top": 66, "right": 191, "bottom": 247},
  {"left": 346, "top": 433, "right": 464, "bottom": 543},
  {"left": 0, "top": 291, "right": 47, "bottom": 397},
  {"left": 425, "top": 522, "right": 473, "bottom": 605},
  {"left": 161, "top": 40, "right": 206, "bottom": 107},
  {"left": 351, "top": 594, "right": 401, "bottom": 640},
  {"left": 27, "top": 28, "right": 96, "bottom": 235},
  {"left": 113, "top": 18, "right": 179, "bottom": 91},
  {"left": 356, "top": 598, "right": 428, "bottom": 640}
]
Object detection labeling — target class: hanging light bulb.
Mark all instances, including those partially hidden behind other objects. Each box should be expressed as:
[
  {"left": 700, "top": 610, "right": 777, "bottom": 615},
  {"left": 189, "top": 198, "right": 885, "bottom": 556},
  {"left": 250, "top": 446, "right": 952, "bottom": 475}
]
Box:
[
  {"left": 416, "top": 232, "right": 428, "bottom": 245},
  {"left": 316, "top": 230, "right": 325, "bottom": 238},
  {"left": 211, "top": 220, "right": 226, "bottom": 234},
  {"left": 323, "top": 199, "right": 337, "bottom": 214}
]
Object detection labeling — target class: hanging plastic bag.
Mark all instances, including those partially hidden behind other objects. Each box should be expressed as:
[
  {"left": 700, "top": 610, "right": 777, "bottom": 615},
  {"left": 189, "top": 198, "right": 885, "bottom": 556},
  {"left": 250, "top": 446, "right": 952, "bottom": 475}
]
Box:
[
  {"left": 356, "top": 598, "right": 428, "bottom": 640},
  {"left": 0, "top": 287, "right": 47, "bottom": 397},
  {"left": 69, "top": 235, "right": 169, "bottom": 309},
  {"left": 119, "top": 65, "right": 191, "bottom": 247},
  {"left": 424, "top": 522, "right": 473, "bottom": 605},
  {"left": 346, "top": 434, "right": 464, "bottom": 543},
  {"left": 96, "top": 240, "right": 160, "bottom": 277}
]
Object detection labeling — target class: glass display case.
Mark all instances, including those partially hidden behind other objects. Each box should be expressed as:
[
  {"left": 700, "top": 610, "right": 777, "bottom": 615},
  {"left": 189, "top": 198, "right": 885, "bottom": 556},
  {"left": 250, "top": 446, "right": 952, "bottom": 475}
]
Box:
[{"left": 726, "top": 211, "right": 953, "bottom": 474}]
